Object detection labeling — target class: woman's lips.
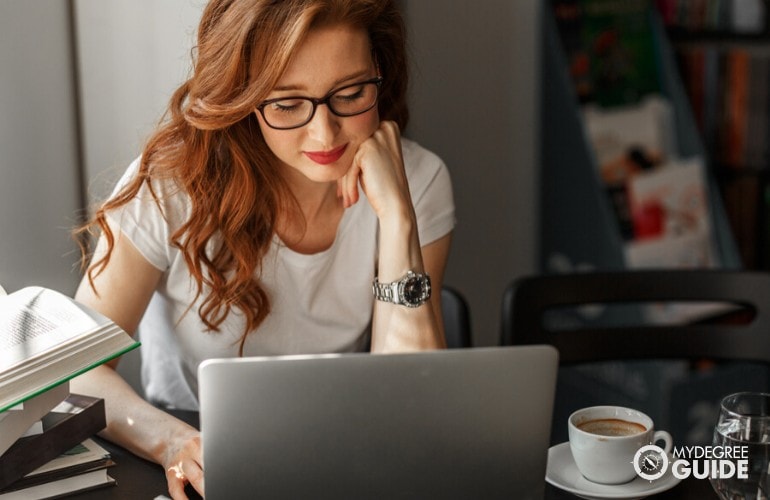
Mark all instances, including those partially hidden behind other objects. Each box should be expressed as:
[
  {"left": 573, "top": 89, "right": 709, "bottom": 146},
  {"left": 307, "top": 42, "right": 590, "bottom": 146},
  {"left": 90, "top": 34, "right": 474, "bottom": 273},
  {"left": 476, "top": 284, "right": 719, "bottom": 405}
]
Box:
[{"left": 304, "top": 144, "right": 347, "bottom": 165}]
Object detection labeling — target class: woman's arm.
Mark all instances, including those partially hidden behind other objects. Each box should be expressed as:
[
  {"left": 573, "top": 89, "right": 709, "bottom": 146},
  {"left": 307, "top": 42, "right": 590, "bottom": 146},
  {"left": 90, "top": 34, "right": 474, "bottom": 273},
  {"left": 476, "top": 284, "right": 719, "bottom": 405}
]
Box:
[
  {"left": 338, "top": 121, "right": 452, "bottom": 352},
  {"left": 71, "top": 229, "right": 204, "bottom": 499}
]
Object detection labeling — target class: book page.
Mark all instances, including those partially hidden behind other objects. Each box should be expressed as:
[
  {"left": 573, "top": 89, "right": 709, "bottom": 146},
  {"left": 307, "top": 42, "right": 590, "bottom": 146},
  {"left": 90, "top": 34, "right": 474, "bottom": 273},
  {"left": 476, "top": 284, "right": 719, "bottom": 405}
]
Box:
[
  {"left": 0, "top": 287, "right": 108, "bottom": 371},
  {"left": 25, "top": 438, "right": 110, "bottom": 476}
]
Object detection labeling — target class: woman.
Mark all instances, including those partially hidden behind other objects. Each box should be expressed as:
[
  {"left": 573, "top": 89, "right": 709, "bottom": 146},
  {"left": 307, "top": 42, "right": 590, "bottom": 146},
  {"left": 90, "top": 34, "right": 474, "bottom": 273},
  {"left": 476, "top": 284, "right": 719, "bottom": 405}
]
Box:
[{"left": 72, "top": 0, "right": 454, "bottom": 498}]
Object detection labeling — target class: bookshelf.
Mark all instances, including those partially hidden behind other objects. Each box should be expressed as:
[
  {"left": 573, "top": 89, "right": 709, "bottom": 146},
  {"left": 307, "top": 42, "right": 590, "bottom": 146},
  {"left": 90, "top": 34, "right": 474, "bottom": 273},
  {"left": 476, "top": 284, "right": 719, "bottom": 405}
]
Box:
[
  {"left": 540, "top": 1, "right": 740, "bottom": 277},
  {"left": 658, "top": 1, "right": 770, "bottom": 268},
  {"left": 540, "top": 0, "right": 748, "bottom": 446}
]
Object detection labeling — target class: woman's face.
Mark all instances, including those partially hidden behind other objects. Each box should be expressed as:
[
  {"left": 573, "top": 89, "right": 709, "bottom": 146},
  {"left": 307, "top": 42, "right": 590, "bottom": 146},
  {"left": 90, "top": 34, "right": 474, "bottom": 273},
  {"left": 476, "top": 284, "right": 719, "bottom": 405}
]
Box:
[{"left": 256, "top": 24, "right": 380, "bottom": 186}]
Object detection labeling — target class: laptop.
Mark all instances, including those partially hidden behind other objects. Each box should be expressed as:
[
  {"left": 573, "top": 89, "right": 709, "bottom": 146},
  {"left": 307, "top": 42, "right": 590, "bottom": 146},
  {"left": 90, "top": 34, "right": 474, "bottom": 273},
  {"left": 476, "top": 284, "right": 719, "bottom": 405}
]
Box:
[{"left": 199, "top": 345, "right": 558, "bottom": 499}]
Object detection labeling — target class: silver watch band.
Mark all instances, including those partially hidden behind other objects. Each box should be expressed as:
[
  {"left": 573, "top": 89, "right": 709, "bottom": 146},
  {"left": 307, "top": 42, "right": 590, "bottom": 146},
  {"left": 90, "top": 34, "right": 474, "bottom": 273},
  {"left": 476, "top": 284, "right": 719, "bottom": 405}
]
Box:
[{"left": 372, "top": 279, "right": 401, "bottom": 304}]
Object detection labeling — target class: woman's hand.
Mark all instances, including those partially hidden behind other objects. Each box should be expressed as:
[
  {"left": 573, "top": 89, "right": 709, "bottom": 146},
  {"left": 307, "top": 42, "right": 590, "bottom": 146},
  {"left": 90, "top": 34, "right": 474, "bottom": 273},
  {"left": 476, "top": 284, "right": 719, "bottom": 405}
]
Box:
[
  {"left": 337, "top": 120, "right": 413, "bottom": 223},
  {"left": 162, "top": 430, "right": 204, "bottom": 499}
]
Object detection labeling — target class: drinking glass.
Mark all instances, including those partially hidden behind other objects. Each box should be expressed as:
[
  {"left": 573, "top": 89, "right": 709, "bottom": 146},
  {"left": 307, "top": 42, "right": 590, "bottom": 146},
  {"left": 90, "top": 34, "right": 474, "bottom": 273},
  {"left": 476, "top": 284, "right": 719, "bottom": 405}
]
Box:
[{"left": 710, "top": 392, "right": 770, "bottom": 499}]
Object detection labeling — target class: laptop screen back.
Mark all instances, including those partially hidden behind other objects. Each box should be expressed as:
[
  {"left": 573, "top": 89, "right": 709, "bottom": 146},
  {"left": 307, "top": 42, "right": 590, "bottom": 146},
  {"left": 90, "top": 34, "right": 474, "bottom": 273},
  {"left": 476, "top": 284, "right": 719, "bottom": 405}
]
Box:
[{"left": 199, "top": 345, "right": 558, "bottom": 499}]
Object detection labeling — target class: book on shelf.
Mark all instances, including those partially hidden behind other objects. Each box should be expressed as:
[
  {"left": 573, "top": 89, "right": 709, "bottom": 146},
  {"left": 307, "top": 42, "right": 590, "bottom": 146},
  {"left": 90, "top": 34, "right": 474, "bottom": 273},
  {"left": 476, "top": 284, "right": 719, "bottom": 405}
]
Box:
[
  {"left": 670, "top": 30, "right": 770, "bottom": 171},
  {"left": 581, "top": 94, "right": 677, "bottom": 240},
  {"left": 723, "top": 48, "right": 750, "bottom": 169},
  {"left": 552, "top": 0, "right": 660, "bottom": 107},
  {"left": 0, "top": 394, "right": 106, "bottom": 489},
  {"left": 745, "top": 54, "right": 769, "bottom": 170},
  {"left": 656, "top": 0, "right": 766, "bottom": 35},
  {"left": 0, "top": 438, "right": 115, "bottom": 499},
  {"left": 624, "top": 156, "right": 718, "bottom": 272},
  {"left": 0, "top": 285, "right": 139, "bottom": 415}
]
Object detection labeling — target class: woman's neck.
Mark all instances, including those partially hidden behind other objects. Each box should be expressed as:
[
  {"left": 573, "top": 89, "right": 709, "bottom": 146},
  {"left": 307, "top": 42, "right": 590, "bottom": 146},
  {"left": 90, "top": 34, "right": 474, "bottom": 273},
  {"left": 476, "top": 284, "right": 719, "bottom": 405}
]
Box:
[{"left": 276, "top": 170, "right": 345, "bottom": 254}]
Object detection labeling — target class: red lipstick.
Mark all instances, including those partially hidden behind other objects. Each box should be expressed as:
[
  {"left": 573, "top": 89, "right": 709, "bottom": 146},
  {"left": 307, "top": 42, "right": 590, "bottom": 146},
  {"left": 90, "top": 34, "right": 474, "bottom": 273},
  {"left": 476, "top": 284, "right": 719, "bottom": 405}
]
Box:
[{"left": 304, "top": 144, "right": 347, "bottom": 165}]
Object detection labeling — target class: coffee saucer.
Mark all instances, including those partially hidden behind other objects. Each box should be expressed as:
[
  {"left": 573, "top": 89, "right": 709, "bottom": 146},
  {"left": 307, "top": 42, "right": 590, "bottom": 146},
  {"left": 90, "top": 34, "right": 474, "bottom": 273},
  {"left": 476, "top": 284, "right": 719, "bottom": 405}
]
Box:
[{"left": 545, "top": 442, "right": 681, "bottom": 500}]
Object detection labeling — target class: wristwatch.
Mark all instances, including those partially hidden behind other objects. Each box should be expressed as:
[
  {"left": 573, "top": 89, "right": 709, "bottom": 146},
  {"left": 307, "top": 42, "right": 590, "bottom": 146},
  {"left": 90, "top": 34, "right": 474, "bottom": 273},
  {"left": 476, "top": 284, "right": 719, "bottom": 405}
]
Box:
[{"left": 372, "top": 270, "right": 431, "bottom": 308}]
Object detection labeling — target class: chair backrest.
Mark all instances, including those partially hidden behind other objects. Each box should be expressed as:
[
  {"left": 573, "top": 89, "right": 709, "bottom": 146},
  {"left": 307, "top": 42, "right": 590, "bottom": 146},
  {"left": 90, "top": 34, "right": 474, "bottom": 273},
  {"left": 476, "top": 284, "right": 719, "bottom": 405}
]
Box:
[
  {"left": 441, "top": 286, "right": 472, "bottom": 348},
  {"left": 500, "top": 270, "right": 770, "bottom": 363}
]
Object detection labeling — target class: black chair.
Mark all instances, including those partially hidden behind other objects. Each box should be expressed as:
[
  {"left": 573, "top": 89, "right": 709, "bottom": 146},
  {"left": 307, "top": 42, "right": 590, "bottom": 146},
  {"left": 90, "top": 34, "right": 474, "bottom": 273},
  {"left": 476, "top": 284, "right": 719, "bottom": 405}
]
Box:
[
  {"left": 500, "top": 269, "right": 770, "bottom": 363},
  {"left": 500, "top": 269, "right": 770, "bottom": 445},
  {"left": 441, "top": 286, "right": 472, "bottom": 348}
]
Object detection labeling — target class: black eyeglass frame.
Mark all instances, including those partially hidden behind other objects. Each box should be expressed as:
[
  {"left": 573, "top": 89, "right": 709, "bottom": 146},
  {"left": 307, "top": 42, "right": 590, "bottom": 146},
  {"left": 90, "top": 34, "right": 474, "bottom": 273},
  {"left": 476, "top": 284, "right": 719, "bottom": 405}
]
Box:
[{"left": 256, "top": 76, "right": 384, "bottom": 130}]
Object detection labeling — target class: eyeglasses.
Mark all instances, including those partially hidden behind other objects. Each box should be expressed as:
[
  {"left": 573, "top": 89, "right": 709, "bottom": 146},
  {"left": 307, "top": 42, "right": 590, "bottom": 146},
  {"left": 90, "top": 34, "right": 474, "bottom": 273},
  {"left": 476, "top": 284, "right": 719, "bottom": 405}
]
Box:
[{"left": 256, "top": 77, "right": 383, "bottom": 130}]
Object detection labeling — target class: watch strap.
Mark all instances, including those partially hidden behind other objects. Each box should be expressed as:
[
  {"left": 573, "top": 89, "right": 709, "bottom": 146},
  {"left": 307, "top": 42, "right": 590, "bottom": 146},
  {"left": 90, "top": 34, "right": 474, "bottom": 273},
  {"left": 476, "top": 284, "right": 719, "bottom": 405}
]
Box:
[{"left": 372, "top": 278, "right": 399, "bottom": 304}]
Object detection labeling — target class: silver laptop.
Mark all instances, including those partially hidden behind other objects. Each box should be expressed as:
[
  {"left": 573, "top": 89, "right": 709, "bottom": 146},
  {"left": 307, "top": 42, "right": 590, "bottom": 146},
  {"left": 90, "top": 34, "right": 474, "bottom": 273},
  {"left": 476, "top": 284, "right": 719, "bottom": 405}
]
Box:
[{"left": 199, "top": 345, "right": 558, "bottom": 500}]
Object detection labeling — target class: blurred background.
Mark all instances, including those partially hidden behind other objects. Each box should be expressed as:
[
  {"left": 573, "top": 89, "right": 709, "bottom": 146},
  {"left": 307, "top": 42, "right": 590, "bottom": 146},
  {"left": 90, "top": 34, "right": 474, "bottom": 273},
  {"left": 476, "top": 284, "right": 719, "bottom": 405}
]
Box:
[{"left": 0, "top": 0, "right": 541, "bottom": 347}]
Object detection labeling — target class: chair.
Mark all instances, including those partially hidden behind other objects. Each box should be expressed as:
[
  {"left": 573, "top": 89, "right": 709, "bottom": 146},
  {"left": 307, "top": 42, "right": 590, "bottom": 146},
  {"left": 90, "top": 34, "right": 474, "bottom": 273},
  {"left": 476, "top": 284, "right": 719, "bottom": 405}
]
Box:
[
  {"left": 441, "top": 286, "right": 472, "bottom": 348},
  {"left": 500, "top": 269, "right": 770, "bottom": 445},
  {"left": 500, "top": 269, "right": 770, "bottom": 363}
]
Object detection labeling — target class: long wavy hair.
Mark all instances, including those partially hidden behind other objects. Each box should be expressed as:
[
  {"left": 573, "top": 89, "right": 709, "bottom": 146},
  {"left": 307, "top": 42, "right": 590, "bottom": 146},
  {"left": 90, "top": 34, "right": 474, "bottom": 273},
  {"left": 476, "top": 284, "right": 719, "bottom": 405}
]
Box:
[{"left": 76, "top": 0, "right": 409, "bottom": 355}]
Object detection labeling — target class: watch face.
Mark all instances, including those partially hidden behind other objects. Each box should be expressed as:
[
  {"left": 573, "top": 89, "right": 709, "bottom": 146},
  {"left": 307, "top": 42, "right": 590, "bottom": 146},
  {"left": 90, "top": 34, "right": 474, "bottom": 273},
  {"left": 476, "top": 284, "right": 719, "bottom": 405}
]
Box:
[
  {"left": 402, "top": 276, "right": 426, "bottom": 304},
  {"left": 399, "top": 273, "right": 431, "bottom": 307}
]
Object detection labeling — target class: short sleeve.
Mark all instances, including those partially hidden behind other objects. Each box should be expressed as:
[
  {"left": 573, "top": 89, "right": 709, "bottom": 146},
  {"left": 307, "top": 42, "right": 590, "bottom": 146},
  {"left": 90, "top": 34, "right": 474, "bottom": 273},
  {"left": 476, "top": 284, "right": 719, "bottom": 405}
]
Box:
[
  {"left": 401, "top": 139, "right": 456, "bottom": 246},
  {"left": 104, "top": 158, "right": 184, "bottom": 271}
]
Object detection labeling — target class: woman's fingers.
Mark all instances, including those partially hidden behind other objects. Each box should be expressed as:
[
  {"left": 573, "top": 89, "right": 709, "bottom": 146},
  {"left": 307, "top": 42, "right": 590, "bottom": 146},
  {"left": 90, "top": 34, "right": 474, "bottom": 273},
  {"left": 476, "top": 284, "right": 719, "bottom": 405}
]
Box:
[
  {"left": 339, "top": 160, "right": 361, "bottom": 207},
  {"left": 166, "top": 457, "right": 205, "bottom": 500},
  {"left": 185, "top": 459, "right": 205, "bottom": 498},
  {"left": 163, "top": 432, "right": 204, "bottom": 500},
  {"left": 166, "top": 461, "right": 189, "bottom": 500},
  {"left": 351, "top": 120, "right": 409, "bottom": 217}
]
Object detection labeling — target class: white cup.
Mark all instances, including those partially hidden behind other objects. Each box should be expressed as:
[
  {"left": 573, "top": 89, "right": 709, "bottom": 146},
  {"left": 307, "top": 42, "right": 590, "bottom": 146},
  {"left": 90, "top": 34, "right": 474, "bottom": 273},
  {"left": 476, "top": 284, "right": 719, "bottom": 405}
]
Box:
[{"left": 568, "top": 406, "right": 673, "bottom": 485}]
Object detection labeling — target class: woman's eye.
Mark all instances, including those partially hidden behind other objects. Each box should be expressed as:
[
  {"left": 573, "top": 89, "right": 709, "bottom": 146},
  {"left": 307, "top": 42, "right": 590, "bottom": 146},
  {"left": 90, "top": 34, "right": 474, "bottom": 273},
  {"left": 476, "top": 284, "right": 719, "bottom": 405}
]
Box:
[
  {"left": 270, "top": 100, "right": 304, "bottom": 113},
  {"left": 334, "top": 87, "right": 365, "bottom": 102}
]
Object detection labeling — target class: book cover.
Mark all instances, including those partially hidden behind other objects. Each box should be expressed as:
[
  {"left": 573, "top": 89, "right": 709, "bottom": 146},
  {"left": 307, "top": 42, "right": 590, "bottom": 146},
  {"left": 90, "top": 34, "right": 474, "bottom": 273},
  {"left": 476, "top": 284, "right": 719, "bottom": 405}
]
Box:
[
  {"left": 552, "top": 0, "right": 661, "bottom": 107},
  {"left": 625, "top": 156, "right": 717, "bottom": 268},
  {"left": 552, "top": 0, "right": 594, "bottom": 102},
  {"left": 580, "top": 0, "right": 660, "bottom": 107},
  {"left": 0, "top": 286, "right": 139, "bottom": 413},
  {"left": 581, "top": 95, "right": 676, "bottom": 240},
  {"left": 0, "top": 468, "right": 115, "bottom": 500},
  {"left": 0, "top": 394, "right": 106, "bottom": 489},
  {"left": 0, "top": 382, "right": 69, "bottom": 456},
  {"left": 702, "top": 46, "right": 720, "bottom": 160},
  {"left": 0, "top": 439, "right": 113, "bottom": 492},
  {"left": 582, "top": 95, "right": 675, "bottom": 185},
  {"left": 746, "top": 54, "right": 769, "bottom": 170},
  {"left": 723, "top": 49, "right": 750, "bottom": 168}
]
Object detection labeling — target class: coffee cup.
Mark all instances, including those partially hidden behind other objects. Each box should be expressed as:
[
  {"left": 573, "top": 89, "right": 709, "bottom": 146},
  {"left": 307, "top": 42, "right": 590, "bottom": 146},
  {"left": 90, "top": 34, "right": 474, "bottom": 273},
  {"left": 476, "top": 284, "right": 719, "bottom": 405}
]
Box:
[{"left": 568, "top": 406, "right": 673, "bottom": 485}]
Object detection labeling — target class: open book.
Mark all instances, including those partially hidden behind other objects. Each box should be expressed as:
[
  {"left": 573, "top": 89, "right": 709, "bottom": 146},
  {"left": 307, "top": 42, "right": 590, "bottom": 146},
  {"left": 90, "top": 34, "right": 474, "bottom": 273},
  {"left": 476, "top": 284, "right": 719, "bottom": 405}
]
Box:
[{"left": 0, "top": 286, "right": 139, "bottom": 413}]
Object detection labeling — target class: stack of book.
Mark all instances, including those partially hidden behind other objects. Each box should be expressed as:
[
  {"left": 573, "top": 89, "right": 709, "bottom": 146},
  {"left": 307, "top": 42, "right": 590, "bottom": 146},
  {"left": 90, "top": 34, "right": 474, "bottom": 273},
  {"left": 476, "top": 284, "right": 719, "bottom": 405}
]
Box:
[{"left": 0, "top": 286, "right": 139, "bottom": 498}]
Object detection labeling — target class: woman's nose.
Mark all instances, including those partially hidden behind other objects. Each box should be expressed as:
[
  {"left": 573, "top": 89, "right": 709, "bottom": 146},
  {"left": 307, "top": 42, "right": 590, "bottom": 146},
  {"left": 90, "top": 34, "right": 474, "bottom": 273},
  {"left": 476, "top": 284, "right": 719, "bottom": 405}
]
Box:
[{"left": 305, "top": 104, "right": 340, "bottom": 144}]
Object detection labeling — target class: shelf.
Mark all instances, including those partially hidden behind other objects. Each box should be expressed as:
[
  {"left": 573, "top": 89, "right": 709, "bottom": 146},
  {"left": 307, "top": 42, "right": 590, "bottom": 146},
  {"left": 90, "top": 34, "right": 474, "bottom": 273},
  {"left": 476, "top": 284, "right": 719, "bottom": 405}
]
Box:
[
  {"left": 667, "top": 28, "right": 770, "bottom": 44},
  {"left": 713, "top": 165, "right": 770, "bottom": 182},
  {"left": 540, "top": 4, "right": 741, "bottom": 272}
]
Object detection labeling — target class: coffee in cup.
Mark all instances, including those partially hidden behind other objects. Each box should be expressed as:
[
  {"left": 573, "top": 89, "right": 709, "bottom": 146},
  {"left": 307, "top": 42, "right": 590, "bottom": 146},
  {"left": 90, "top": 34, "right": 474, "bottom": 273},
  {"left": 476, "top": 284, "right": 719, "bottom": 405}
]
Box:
[
  {"left": 568, "top": 406, "right": 672, "bottom": 485},
  {"left": 577, "top": 418, "right": 646, "bottom": 437}
]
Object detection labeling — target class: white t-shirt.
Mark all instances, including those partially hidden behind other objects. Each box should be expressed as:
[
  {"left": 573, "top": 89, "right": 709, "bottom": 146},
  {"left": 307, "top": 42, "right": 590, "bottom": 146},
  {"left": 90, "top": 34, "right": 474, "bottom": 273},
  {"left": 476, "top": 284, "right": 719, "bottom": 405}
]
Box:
[{"left": 108, "top": 138, "right": 455, "bottom": 410}]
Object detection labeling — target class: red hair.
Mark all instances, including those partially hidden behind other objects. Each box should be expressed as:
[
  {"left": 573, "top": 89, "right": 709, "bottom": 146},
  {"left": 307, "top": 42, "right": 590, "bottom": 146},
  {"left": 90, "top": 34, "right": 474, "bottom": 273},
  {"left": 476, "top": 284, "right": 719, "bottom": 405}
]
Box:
[{"left": 76, "top": 0, "right": 409, "bottom": 355}]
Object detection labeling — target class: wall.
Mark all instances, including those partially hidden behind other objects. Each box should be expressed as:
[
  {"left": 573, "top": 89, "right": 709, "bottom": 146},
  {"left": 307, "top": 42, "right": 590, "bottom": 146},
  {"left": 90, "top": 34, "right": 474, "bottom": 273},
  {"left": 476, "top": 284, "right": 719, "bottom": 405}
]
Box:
[
  {"left": 404, "top": 1, "right": 541, "bottom": 345},
  {"left": 73, "top": 0, "right": 205, "bottom": 205},
  {"left": 0, "top": 1, "right": 82, "bottom": 295}
]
